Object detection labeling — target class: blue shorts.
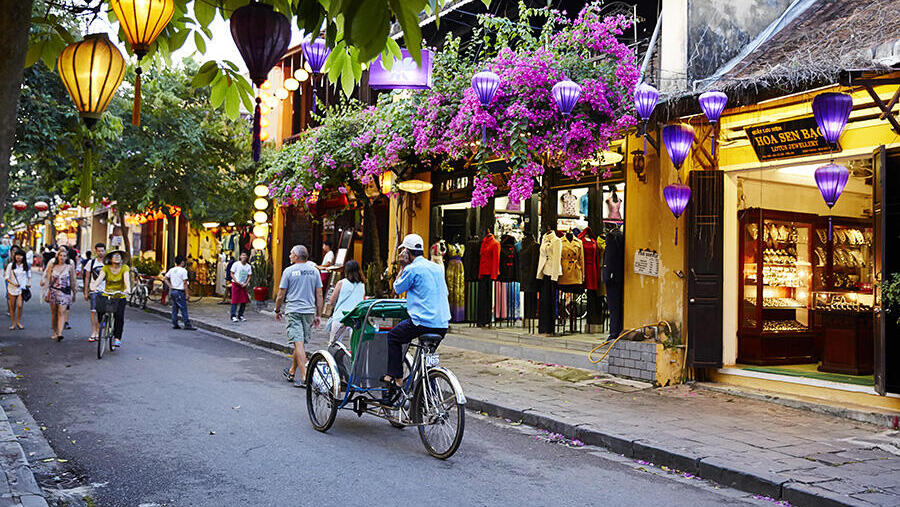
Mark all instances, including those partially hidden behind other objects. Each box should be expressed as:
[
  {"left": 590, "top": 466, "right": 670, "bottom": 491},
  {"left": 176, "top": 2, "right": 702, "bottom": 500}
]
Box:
[{"left": 90, "top": 292, "right": 101, "bottom": 312}]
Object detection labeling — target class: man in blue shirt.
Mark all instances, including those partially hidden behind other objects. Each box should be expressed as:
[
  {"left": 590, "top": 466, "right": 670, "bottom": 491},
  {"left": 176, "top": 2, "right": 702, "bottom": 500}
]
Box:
[{"left": 383, "top": 234, "right": 451, "bottom": 394}]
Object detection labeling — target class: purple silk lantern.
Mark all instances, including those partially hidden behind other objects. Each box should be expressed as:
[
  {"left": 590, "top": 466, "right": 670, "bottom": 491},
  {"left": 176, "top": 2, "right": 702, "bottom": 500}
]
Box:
[
  {"left": 301, "top": 39, "right": 331, "bottom": 113},
  {"left": 664, "top": 182, "right": 691, "bottom": 245},
  {"left": 815, "top": 162, "right": 850, "bottom": 241},
  {"left": 230, "top": 2, "right": 291, "bottom": 162},
  {"left": 634, "top": 83, "right": 659, "bottom": 155},
  {"left": 552, "top": 79, "right": 582, "bottom": 150},
  {"left": 699, "top": 90, "right": 728, "bottom": 156},
  {"left": 812, "top": 92, "right": 852, "bottom": 145},
  {"left": 471, "top": 70, "right": 500, "bottom": 145},
  {"left": 662, "top": 124, "right": 695, "bottom": 169}
]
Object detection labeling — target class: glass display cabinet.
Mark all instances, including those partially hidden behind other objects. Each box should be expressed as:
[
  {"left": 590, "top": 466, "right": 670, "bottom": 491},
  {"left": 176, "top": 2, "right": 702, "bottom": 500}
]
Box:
[
  {"left": 811, "top": 218, "right": 875, "bottom": 375},
  {"left": 738, "top": 208, "right": 818, "bottom": 365}
]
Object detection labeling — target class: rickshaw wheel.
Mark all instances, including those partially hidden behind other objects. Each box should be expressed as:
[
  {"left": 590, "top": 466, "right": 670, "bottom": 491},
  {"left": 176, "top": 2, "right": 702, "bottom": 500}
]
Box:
[
  {"left": 413, "top": 369, "right": 465, "bottom": 459},
  {"left": 306, "top": 353, "right": 339, "bottom": 432}
]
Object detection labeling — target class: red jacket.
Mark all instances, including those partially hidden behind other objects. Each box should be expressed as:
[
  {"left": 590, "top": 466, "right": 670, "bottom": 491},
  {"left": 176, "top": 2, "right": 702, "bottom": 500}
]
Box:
[
  {"left": 479, "top": 234, "right": 500, "bottom": 280},
  {"left": 578, "top": 228, "right": 600, "bottom": 291}
]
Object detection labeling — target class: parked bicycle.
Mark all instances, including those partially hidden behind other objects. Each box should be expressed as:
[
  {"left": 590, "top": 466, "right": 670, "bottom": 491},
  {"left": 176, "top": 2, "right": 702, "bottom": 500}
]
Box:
[{"left": 127, "top": 268, "right": 149, "bottom": 309}]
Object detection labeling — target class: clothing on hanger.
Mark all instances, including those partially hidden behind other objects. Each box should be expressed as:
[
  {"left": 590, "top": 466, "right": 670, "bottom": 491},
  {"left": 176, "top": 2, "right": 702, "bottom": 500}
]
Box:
[
  {"left": 561, "top": 190, "right": 579, "bottom": 216},
  {"left": 535, "top": 231, "right": 562, "bottom": 281},
  {"left": 577, "top": 227, "right": 600, "bottom": 291},
  {"left": 580, "top": 193, "right": 589, "bottom": 216},
  {"left": 497, "top": 235, "right": 518, "bottom": 282}
]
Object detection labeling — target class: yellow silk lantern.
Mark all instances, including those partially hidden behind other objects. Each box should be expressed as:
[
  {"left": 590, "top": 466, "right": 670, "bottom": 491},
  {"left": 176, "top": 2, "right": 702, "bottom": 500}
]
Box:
[{"left": 57, "top": 34, "right": 126, "bottom": 128}]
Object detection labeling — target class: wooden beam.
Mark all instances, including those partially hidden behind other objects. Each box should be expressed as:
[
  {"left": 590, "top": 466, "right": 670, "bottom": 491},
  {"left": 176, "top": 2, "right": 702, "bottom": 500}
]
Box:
[{"left": 863, "top": 84, "right": 900, "bottom": 135}]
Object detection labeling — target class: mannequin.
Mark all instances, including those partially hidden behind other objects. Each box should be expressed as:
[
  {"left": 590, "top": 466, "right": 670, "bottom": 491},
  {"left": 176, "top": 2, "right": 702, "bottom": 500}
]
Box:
[
  {"left": 602, "top": 225, "right": 625, "bottom": 339},
  {"left": 605, "top": 186, "right": 622, "bottom": 220},
  {"left": 477, "top": 231, "right": 500, "bottom": 326}
]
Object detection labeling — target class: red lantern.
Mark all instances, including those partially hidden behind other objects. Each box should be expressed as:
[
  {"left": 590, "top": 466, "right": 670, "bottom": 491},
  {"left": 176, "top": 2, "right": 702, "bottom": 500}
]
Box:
[
  {"left": 12, "top": 201, "right": 27, "bottom": 211},
  {"left": 34, "top": 201, "right": 49, "bottom": 212}
]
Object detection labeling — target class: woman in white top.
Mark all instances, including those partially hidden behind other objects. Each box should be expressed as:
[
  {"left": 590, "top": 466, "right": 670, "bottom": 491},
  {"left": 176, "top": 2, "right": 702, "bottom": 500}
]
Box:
[
  {"left": 327, "top": 260, "right": 365, "bottom": 341},
  {"left": 5, "top": 249, "right": 30, "bottom": 330}
]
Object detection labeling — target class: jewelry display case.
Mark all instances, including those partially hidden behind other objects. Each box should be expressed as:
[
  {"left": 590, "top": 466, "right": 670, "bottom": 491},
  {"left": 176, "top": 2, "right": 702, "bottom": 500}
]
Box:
[{"left": 738, "top": 209, "right": 818, "bottom": 365}]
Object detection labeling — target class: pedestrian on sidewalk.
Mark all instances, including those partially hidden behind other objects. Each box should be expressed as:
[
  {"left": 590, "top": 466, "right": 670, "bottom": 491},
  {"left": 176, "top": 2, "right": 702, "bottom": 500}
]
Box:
[
  {"left": 42, "top": 248, "right": 76, "bottom": 341},
  {"left": 326, "top": 259, "right": 365, "bottom": 342},
  {"left": 274, "top": 245, "right": 323, "bottom": 388},
  {"left": 83, "top": 243, "right": 106, "bottom": 341},
  {"left": 382, "top": 234, "right": 450, "bottom": 402},
  {"left": 165, "top": 256, "right": 196, "bottom": 330},
  {"left": 5, "top": 248, "right": 31, "bottom": 330},
  {"left": 230, "top": 252, "right": 252, "bottom": 322},
  {"left": 218, "top": 255, "right": 235, "bottom": 305}
]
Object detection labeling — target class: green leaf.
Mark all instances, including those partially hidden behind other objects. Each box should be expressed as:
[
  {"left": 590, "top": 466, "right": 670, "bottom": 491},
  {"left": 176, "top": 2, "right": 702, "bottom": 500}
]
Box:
[
  {"left": 387, "top": 0, "right": 426, "bottom": 63},
  {"left": 480, "top": 0, "right": 491, "bottom": 8},
  {"left": 194, "top": 1, "right": 216, "bottom": 27},
  {"left": 347, "top": 0, "right": 390, "bottom": 62},
  {"left": 341, "top": 52, "right": 355, "bottom": 96},
  {"left": 169, "top": 29, "right": 190, "bottom": 51},
  {"left": 210, "top": 79, "right": 228, "bottom": 108},
  {"left": 238, "top": 86, "right": 253, "bottom": 111},
  {"left": 24, "top": 42, "right": 44, "bottom": 69},
  {"left": 194, "top": 32, "right": 207, "bottom": 54},
  {"left": 386, "top": 37, "right": 402, "bottom": 59},
  {"left": 224, "top": 0, "right": 244, "bottom": 16},
  {"left": 41, "top": 36, "right": 66, "bottom": 70},
  {"left": 191, "top": 64, "right": 218, "bottom": 88},
  {"left": 54, "top": 24, "right": 75, "bottom": 45},
  {"left": 224, "top": 84, "right": 240, "bottom": 119}
]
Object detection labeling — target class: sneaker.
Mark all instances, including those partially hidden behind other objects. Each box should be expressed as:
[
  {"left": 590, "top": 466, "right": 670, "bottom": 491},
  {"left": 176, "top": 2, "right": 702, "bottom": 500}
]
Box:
[
  {"left": 231, "top": 316, "right": 238, "bottom": 323},
  {"left": 64, "top": 322, "right": 71, "bottom": 330},
  {"left": 172, "top": 325, "right": 181, "bottom": 329},
  {"left": 184, "top": 326, "right": 197, "bottom": 331},
  {"left": 238, "top": 316, "right": 246, "bottom": 322},
  {"left": 293, "top": 379, "right": 307, "bottom": 388},
  {"left": 113, "top": 339, "right": 122, "bottom": 347}
]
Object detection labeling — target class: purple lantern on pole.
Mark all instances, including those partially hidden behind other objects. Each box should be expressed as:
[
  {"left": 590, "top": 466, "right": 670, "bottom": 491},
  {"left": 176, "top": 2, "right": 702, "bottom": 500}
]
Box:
[
  {"left": 301, "top": 39, "right": 331, "bottom": 113},
  {"left": 815, "top": 162, "right": 850, "bottom": 241},
  {"left": 471, "top": 70, "right": 500, "bottom": 145},
  {"left": 664, "top": 182, "right": 691, "bottom": 245},
  {"left": 552, "top": 79, "right": 582, "bottom": 150},
  {"left": 662, "top": 124, "right": 695, "bottom": 169},
  {"left": 699, "top": 90, "right": 727, "bottom": 156},
  {"left": 230, "top": 2, "right": 291, "bottom": 162},
  {"left": 812, "top": 92, "right": 853, "bottom": 145},
  {"left": 634, "top": 83, "right": 659, "bottom": 154}
]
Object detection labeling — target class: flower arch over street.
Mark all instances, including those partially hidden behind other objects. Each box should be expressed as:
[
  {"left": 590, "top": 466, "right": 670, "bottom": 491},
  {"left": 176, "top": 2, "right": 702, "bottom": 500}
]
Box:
[{"left": 264, "top": 2, "right": 639, "bottom": 208}]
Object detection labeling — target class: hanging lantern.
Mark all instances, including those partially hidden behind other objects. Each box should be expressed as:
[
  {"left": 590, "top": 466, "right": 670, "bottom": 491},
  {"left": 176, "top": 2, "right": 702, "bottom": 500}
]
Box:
[
  {"left": 301, "top": 39, "right": 331, "bottom": 113},
  {"left": 815, "top": 163, "right": 850, "bottom": 241},
  {"left": 254, "top": 197, "right": 269, "bottom": 210},
  {"left": 634, "top": 83, "right": 659, "bottom": 155},
  {"left": 254, "top": 184, "right": 269, "bottom": 197},
  {"left": 34, "top": 201, "right": 49, "bottom": 212},
  {"left": 109, "top": 0, "right": 175, "bottom": 126},
  {"left": 294, "top": 68, "right": 309, "bottom": 82},
  {"left": 698, "top": 90, "right": 728, "bottom": 156},
  {"left": 259, "top": 130, "right": 270, "bottom": 142},
  {"left": 284, "top": 56, "right": 300, "bottom": 91},
  {"left": 552, "top": 79, "right": 582, "bottom": 151},
  {"left": 230, "top": 3, "right": 291, "bottom": 162},
  {"left": 274, "top": 88, "right": 289, "bottom": 100},
  {"left": 471, "top": 70, "right": 501, "bottom": 145},
  {"left": 253, "top": 211, "right": 268, "bottom": 223},
  {"left": 379, "top": 171, "right": 395, "bottom": 195},
  {"left": 663, "top": 182, "right": 691, "bottom": 245},
  {"left": 812, "top": 92, "right": 853, "bottom": 146},
  {"left": 662, "top": 124, "right": 695, "bottom": 169},
  {"left": 12, "top": 201, "right": 27, "bottom": 212},
  {"left": 253, "top": 224, "right": 268, "bottom": 237}
]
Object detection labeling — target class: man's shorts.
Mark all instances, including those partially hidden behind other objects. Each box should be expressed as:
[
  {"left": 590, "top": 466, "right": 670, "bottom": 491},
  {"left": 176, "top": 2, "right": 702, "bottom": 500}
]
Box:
[
  {"left": 286, "top": 313, "right": 314, "bottom": 344},
  {"left": 89, "top": 292, "right": 101, "bottom": 312}
]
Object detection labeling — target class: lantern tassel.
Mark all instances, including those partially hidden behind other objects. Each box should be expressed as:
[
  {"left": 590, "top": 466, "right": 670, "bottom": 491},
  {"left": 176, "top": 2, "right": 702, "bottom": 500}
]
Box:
[
  {"left": 481, "top": 124, "right": 486, "bottom": 146},
  {"left": 642, "top": 122, "right": 647, "bottom": 155},
  {"left": 675, "top": 225, "right": 678, "bottom": 246},
  {"left": 252, "top": 96, "right": 261, "bottom": 162},
  {"left": 711, "top": 135, "right": 715, "bottom": 157},
  {"left": 132, "top": 67, "right": 142, "bottom": 127},
  {"left": 828, "top": 216, "right": 833, "bottom": 242},
  {"left": 311, "top": 78, "right": 317, "bottom": 114},
  {"left": 79, "top": 144, "right": 93, "bottom": 207}
]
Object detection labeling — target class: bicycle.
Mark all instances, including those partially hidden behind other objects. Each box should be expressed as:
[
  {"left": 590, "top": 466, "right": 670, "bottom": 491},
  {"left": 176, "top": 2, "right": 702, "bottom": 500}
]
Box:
[
  {"left": 128, "top": 268, "right": 149, "bottom": 309},
  {"left": 97, "top": 291, "right": 128, "bottom": 359}
]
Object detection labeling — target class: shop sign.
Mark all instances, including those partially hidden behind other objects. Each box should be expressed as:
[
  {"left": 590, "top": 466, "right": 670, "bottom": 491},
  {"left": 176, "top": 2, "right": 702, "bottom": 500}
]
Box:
[
  {"left": 633, "top": 249, "right": 659, "bottom": 277},
  {"left": 745, "top": 117, "right": 835, "bottom": 162},
  {"left": 368, "top": 49, "right": 433, "bottom": 90}
]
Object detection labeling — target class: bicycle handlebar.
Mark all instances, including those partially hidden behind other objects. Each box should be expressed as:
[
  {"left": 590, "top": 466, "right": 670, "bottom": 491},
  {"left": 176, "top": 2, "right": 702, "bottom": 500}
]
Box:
[{"left": 101, "top": 291, "right": 129, "bottom": 296}]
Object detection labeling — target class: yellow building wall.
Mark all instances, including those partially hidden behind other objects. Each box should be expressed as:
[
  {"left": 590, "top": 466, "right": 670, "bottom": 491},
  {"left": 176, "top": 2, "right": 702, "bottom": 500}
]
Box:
[
  {"left": 622, "top": 133, "right": 688, "bottom": 338},
  {"left": 271, "top": 202, "right": 285, "bottom": 294},
  {"left": 387, "top": 172, "right": 432, "bottom": 264}
]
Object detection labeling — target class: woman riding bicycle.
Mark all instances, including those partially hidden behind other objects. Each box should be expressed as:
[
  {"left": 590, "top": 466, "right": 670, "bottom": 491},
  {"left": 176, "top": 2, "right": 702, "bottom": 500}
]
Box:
[{"left": 90, "top": 250, "right": 131, "bottom": 348}]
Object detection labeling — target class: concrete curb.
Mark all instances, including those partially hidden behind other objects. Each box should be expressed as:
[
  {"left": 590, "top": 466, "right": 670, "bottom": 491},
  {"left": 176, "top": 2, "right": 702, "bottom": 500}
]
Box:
[
  {"left": 0, "top": 400, "right": 49, "bottom": 506},
  {"left": 140, "top": 305, "right": 857, "bottom": 507}
]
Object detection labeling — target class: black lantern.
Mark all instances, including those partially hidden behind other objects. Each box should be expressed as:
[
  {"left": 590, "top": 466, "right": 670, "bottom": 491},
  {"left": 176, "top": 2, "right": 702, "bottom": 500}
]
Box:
[{"left": 230, "top": 2, "right": 291, "bottom": 162}]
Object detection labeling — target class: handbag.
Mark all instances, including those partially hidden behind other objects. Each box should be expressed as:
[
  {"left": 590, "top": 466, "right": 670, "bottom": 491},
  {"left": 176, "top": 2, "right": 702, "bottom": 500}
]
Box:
[{"left": 21, "top": 288, "right": 31, "bottom": 302}]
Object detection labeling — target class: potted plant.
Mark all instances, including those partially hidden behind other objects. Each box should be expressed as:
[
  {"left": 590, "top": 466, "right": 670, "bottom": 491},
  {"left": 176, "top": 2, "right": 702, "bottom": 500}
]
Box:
[{"left": 250, "top": 253, "right": 273, "bottom": 304}]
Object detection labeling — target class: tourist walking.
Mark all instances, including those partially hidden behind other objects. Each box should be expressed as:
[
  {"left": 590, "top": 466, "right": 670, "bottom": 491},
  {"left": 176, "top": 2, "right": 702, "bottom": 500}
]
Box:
[
  {"left": 274, "top": 245, "right": 323, "bottom": 388},
  {"left": 42, "top": 249, "right": 76, "bottom": 341},
  {"left": 165, "top": 256, "right": 196, "bottom": 330},
  {"left": 5, "top": 249, "right": 31, "bottom": 330},
  {"left": 229, "top": 252, "right": 252, "bottom": 322},
  {"left": 326, "top": 260, "right": 365, "bottom": 341},
  {"left": 83, "top": 243, "right": 106, "bottom": 341}
]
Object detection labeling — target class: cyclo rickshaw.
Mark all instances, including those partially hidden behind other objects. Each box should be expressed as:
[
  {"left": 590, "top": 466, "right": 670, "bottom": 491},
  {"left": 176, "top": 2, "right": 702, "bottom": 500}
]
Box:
[{"left": 305, "top": 299, "right": 466, "bottom": 459}]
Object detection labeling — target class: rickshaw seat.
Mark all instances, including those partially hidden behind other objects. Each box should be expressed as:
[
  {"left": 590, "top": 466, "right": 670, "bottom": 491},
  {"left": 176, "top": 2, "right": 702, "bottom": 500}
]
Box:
[{"left": 419, "top": 333, "right": 442, "bottom": 352}]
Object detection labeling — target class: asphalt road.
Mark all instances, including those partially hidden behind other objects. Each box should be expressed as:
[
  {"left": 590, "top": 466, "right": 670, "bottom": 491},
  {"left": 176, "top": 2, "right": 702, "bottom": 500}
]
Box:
[{"left": 0, "top": 302, "right": 762, "bottom": 506}]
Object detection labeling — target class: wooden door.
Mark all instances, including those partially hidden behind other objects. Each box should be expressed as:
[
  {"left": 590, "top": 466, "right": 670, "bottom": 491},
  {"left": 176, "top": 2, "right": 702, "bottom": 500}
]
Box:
[
  {"left": 874, "top": 146, "right": 900, "bottom": 394},
  {"left": 687, "top": 170, "right": 724, "bottom": 367}
]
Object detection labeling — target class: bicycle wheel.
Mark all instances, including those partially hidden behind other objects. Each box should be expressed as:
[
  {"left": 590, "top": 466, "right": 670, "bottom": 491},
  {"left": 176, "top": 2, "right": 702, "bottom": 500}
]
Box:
[
  {"left": 413, "top": 368, "right": 465, "bottom": 459},
  {"left": 98, "top": 315, "right": 110, "bottom": 359},
  {"left": 306, "top": 353, "right": 339, "bottom": 432},
  {"left": 386, "top": 353, "right": 416, "bottom": 429},
  {"left": 139, "top": 286, "right": 148, "bottom": 309},
  {"left": 109, "top": 314, "right": 117, "bottom": 352}
]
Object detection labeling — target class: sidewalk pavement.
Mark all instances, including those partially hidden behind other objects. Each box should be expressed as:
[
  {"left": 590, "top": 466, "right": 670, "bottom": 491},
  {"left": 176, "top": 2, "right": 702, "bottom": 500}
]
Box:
[
  {"left": 0, "top": 394, "right": 48, "bottom": 506},
  {"left": 147, "top": 299, "right": 900, "bottom": 506}
]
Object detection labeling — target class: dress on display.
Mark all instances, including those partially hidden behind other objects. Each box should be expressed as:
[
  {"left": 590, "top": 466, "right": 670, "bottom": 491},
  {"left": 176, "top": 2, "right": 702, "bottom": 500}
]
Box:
[
  {"left": 445, "top": 244, "right": 465, "bottom": 322},
  {"left": 561, "top": 191, "right": 579, "bottom": 216}
]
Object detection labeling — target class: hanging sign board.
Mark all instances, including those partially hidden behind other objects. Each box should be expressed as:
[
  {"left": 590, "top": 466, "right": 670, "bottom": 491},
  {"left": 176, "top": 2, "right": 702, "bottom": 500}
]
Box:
[
  {"left": 368, "top": 49, "right": 433, "bottom": 90},
  {"left": 745, "top": 117, "right": 836, "bottom": 162},
  {"left": 633, "top": 249, "right": 659, "bottom": 277}
]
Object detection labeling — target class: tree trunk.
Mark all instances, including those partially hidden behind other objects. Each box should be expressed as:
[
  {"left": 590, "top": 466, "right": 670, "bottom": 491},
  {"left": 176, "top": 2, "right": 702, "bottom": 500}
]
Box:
[{"left": 0, "top": 1, "right": 33, "bottom": 216}]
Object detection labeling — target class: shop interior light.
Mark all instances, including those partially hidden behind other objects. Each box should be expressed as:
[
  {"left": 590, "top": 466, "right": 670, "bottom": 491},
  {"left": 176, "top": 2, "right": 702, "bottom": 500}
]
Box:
[
  {"left": 254, "top": 197, "right": 269, "bottom": 210},
  {"left": 260, "top": 131, "right": 270, "bottom": 142},
  {"left": 253, "top": 211, "right": 268, "bottom": 223},
  {"left": 260, "top": 104, "right": 271, "bottom": 115},
  {"left": 228, "top": 221, "right": 236, "bottom": 226},
  {"left": 260, "top": 118, "right": 269, "bottom": 128},
  {"left": 274, "top": 88, "right": 289, "bottom": 100},
  {"left": 264, "top": 95, "right": 280, "bottom": 108},
  {"left": 202, "top": 221, "right": 220, "bottom": 229},
  {"left": 252, "top": 237, "right": 267, "bottom": 250},
  {"left": 589, "top": 151, "right": 624, "bottom": 166},
  {"left": 379, "top": 171, "right": 395, "bottom": 195},
  {"left": 397, "top": 179, "right": 433, "bottom": 194},
  {"left": 254, "top": 184, "right": 269, "bottom": 197},
  {"left": 260, "top": 80, "right": 271, "bottom": 90},
  {"left": 253, "top": 224, "right": 268, "bottom": 237}
]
